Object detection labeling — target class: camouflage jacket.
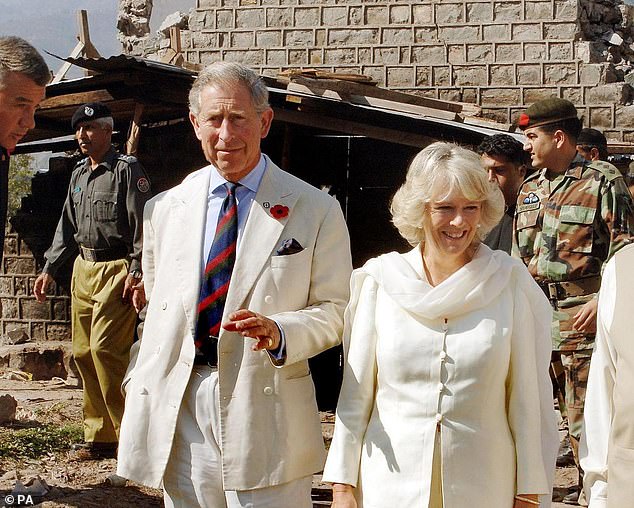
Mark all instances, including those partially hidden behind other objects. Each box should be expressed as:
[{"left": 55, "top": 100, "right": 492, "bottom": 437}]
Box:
[{"left": 512, "top": 155, "right": 634, "bottom": 349}]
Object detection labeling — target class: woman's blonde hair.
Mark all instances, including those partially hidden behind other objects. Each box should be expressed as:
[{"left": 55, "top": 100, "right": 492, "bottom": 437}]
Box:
[{"left": 391, "top": 141, "right": 505, "bottom": 246}]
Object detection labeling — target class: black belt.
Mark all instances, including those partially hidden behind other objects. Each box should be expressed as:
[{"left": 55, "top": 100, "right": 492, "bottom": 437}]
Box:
[
  {"left": 193, "top": 335, "right": 218, "bottom": 367},
  {"left": 538, "top": 275, "right": 601, "bottom": 301},
  {"left": 79, "top": 245, "right": 128, "bottom": 262}
]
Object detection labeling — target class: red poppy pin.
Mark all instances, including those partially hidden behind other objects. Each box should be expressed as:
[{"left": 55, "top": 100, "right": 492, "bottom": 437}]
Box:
[{"left": 270, "top": 204, "right": 289, "bottom": 219}]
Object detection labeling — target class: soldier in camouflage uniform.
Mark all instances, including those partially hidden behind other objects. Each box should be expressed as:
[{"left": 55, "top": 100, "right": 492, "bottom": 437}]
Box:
[{"left": 512, "top": 98, "right": 634, "bottom": 505}]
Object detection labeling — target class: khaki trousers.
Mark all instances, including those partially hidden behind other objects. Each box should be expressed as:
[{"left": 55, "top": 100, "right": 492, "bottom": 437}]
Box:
[{"left": 71, "top": 256, "right": 136, "bottom": 444}]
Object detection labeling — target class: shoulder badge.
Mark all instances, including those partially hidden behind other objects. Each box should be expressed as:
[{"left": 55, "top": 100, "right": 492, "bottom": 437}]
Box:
[
  {"left": 588, "top": 160, "right": 623, "bottom": 182},
  {"left": 137, "top": 177, "right": 150, "bottom": 193}
]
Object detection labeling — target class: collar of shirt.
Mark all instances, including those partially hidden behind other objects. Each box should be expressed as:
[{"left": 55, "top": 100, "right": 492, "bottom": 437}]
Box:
[
  {"left": 538, "top": 153, "right": 586, "bottom": 184},
  {"left": 79, "top": 146, "right": 117, "bottom": 174},
  {"left": 203, "top": 154, "right": 267, "bottom": 265}
]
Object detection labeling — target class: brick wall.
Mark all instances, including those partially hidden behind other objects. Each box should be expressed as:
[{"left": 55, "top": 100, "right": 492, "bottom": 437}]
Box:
[
  {"left": 0, "top": 228, "right": 71, "bottom": 342},
  {"left": 126, "top": 0, "right": 634, "bottom": 142}
]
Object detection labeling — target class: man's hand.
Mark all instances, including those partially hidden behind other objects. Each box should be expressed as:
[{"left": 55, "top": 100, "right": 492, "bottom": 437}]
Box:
[
  {"left": 131, "top": 280, "right": 146, "bottom": 313},
  {"left": 573, "top": 298, "right": 598, "bottom": 334},
  {"left": 514, "top": 494, "right": 540, "bottom": 508},
  {"left": 33, "top": 273, "right": 54, "bottom": 303},
  {"left": 331, "top": 484, "right": 357, "bottom": 508},
  {"left": 122, "top": 273, "right": 142, "bottom": 306},
  {"left": 223, "top": 309, "right": 281, "bottom": 351}
]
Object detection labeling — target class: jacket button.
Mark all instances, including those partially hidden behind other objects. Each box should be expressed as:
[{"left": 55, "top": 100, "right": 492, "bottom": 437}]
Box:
[
  {"left": 264, "top": 295, "right": 273, "bottom": 304},
  {"left": 435, "top": 413, "right": 443, "bottom": 423},
  {"left": 437, "top": 382, "right": 444, "bottom": 392},
  {"left": 161, "top": 301, "right": 167, "bottom": 310},
  {"left": 263, "top": 386, "right": 273, "bottom": 395},
  {"left": 440, "top": 351, "right": 447, "bottom": 360}
]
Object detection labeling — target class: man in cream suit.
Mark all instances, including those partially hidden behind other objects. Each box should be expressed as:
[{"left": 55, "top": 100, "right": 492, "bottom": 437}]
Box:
[
  {"left": 581, "top": 243, "right": 634, "bottom": 508},
  {"left": 116, "top": 62, "right": 352, "bottom": 507}
]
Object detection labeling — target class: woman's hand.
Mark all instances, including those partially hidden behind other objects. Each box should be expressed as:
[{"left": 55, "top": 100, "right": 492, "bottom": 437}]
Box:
[
  {"left": 514, "top": 493, "right": 539, "bottom": 508},
  {"left": 331, "top": 483, "right": 357, "bottom": 508}
]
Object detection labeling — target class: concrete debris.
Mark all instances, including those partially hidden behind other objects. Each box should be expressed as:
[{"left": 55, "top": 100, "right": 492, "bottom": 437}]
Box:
[
  {"left": 604, "top": 31, "right": 624, "bottom": 46},
  {"left": 1, "top": 369, "right": 32, "bottom": 381},
  {"left": 0, "top": 343, "right": 70, "bottom": 381},
  {"left": 106, "top": 473, "right": 127, "bottom": 487},
  {"left": 0, "top": 470, "right": 17, "bottom": 482},
  {"left": 3, "top": 329, "right": 31, "bottom": 346},
  {"left": 158, "top": 11, "right": 189, "bottom": 36},
  {"left": 0, "top": 393, "right": 17, "bottom": 424},
  {"left": 117, "top": 0, "right": 154, "bottom": 52}
]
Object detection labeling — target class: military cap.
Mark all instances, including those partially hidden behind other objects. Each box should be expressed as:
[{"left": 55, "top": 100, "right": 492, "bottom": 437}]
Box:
[
  {"left": 577, "top": 128, "right": 607, "bottom": 148},
  {"left": 71, "top": 102, "right": 112, "bottom": 130},
  {"left": 517, "top": 98, "right": 578, "bottom": 130}
]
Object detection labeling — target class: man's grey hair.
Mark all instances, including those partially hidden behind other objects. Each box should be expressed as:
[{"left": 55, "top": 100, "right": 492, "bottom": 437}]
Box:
[
  {"left": 0, "top": 36, "right": 50, "bottom": 88},
  {"left": 188, "top": 62, "right": 269, "bottom": 117},
  {"left": 94, "top": 117, "right": 114, "bottom": 130}
]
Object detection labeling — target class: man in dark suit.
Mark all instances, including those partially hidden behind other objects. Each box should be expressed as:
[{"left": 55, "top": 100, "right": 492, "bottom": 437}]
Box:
[
  {"left": 477, "top": 134, "right": 531, "bottom": 254},
  {"left": 0, "top": 36, "right": 49, "bottom": 263}
]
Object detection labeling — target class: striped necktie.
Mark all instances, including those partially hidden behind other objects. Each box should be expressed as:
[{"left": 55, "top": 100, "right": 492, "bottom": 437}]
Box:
[{"left": 195, "top": 182, "right": 239, "bottom": 358}]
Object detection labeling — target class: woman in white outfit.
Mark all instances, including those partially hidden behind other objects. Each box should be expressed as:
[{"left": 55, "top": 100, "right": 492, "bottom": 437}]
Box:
[{"left": 322, "top": 142, "right": 557, "bottom": 508}]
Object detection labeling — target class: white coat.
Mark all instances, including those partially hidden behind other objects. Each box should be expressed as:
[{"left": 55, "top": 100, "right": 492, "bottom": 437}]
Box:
[
  {"left": 116, "top": 159, "right": 352, "bottom": 490},
  {"left": 323, "top": 245, "right": 558, "bottom": 508}
]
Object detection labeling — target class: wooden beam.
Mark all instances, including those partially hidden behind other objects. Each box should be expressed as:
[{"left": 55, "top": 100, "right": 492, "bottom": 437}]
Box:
[
  {"left": 289, "top": 76, "right": 464, "bottom": 113},
  {"left": 286, "top": 82, "right": 460, "bottom": 121},
  {"left": 51, "top": 10, "right": 101, "bottom": 84},
  {"left": 51, "top": 41, "right": 85, "bottom": 84},
  {"left": 160, "top": 27, "right": 184, "bottom": 66},
  {"left": 77, "top": 9, "right": 101, "bottom": 59},
  {"left": 126, "top": 103, "right": 145, "bottom": 156},
  {"left": 39, "top": 90, "right": 114, "bottom": 110}
]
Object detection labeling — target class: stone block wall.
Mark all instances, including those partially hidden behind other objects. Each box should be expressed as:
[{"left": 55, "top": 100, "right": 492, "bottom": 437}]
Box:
[
  {"left": 122, "top": 0, "right": 634, "bottom": 142},
  {"left": 0, "top": 229, "right": 71, "bottom": 342}
]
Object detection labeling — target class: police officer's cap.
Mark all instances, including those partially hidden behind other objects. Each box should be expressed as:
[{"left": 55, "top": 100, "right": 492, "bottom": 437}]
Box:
[
  {"left": 71, "top": 102, "right": 112, "bottom": 130},
  {"left": 517, "top": 98, "right": 578, "bottom": 130},
  {"left": 577, "top": 128, "right": 607, "bottom": 148}
]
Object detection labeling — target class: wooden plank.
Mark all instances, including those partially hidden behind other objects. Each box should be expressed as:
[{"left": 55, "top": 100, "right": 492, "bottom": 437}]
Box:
[
  {"left": 289, "top": 76, "right": 463, "bottom": 113},
  {"left": 39, "top": 90, "right": 114, "bottom": 109},
  {"left": 77, "top": 9, "right": 101, "bottom": 59},
  {"left": 170, "top": 27, "right": 182, "bottom": 53},
  {"left": 126, "top": 103, "right": 144, "bottom": 155},
  {"left": 286, "top": 82, "right": 460, "bottom": 121},
  {"left": 51, "top": 41, "right": 85, "bottom": 84},
  {"left": 462, "top": 115, "right": 514, "bottom": 132}
]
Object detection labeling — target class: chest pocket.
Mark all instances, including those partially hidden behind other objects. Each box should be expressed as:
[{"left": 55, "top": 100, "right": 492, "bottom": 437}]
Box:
[
  {"left": 557, "top": 205, "right": 595, "bottom": 253},
  {"left": 92, "top": 191, "right": 118, "bottom": 222},
  {"left": 72, "top": 189, "right": 82, "bottom": 210}
]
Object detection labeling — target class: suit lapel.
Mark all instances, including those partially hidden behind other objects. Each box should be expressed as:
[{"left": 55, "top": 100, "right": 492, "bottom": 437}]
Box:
[
  {"left": 172, "top": 169, "right": 211, "bottom": 333},
  {"left": 223, "top": 162, "right": 299, "bottom": 320}
]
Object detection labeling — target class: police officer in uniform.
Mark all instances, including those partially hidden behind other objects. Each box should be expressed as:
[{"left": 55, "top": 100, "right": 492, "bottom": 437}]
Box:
[
  {"left": 513, "top": 98, "right": 634, "bottom": 505},
  {"left": 33, "top": 102, "right": 152, "bottom": 460}
]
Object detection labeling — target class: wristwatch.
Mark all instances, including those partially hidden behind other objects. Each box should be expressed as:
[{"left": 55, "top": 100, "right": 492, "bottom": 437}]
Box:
[{"left": 130, "top": 269, "right": 143, "bottom": 280}]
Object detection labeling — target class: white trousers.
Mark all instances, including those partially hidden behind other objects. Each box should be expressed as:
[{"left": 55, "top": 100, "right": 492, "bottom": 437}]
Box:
[{"left": 163, "top": 366, "right": 313, "bottom": 508}]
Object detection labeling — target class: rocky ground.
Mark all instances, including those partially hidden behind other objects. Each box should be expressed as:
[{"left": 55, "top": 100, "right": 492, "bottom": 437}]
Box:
[{"left": 0, "top": 371, "right": 577, "bottom": 508}]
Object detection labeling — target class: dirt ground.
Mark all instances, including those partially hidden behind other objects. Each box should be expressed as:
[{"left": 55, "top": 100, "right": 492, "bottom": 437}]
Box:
[{"left": 0, "top": 373, "right": 577, "bottom": 508}]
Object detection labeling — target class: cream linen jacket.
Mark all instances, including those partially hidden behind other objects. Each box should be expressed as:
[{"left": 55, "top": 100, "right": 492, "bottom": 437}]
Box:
[
  {"left": 323, "top": 245, "right": 557, "bottom": 508},
  {"left": 116, "top": 160, "right": 352, "bottom": 490}
]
